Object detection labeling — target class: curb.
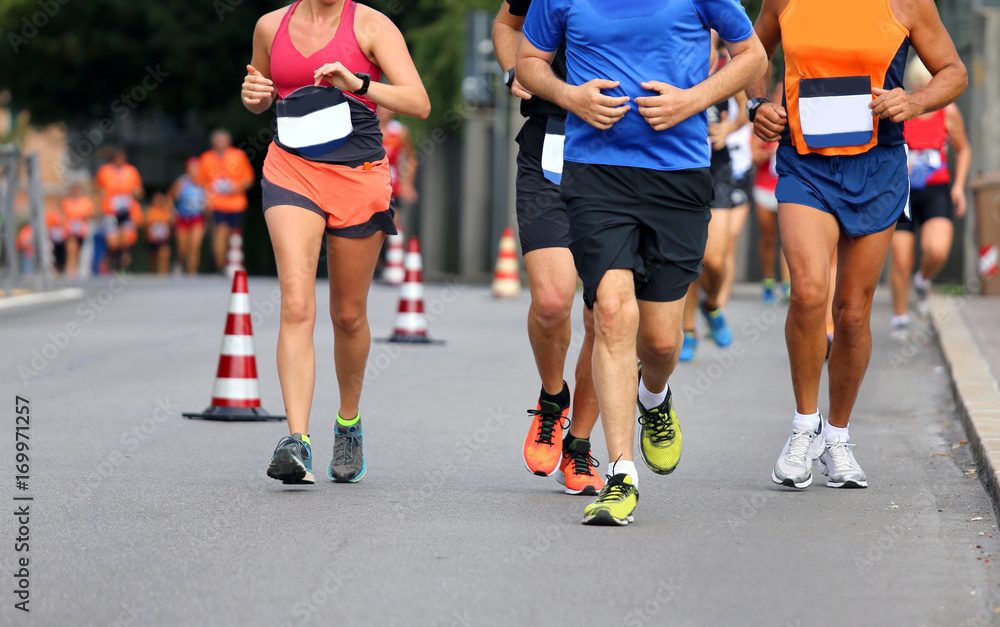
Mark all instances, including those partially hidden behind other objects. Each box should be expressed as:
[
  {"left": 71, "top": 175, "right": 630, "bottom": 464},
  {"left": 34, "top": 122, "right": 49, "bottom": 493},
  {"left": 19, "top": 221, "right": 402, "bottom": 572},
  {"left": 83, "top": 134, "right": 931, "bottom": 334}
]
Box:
[
  {"left": 0, "top": 288, "right": 85, "bottom": 312},
  {"left": 930, "top": 294, "right": 1000, "bottom": 520}
]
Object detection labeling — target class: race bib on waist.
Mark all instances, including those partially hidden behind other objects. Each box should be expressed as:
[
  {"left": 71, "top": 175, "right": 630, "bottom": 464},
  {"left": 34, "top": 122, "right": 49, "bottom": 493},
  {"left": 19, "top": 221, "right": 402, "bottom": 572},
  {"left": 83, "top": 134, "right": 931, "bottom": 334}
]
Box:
[
  {"left": 541, "top": 117, "right": 565, "bottom": 185},
  {"left": 798, "top": 76, "right": 873, "bottom": 149},
  {"left": 276, "top": 86, "right": 354, "bottom": 158},
  {"left": 111, "top": 194, "right": 132, "bottom": 213}
]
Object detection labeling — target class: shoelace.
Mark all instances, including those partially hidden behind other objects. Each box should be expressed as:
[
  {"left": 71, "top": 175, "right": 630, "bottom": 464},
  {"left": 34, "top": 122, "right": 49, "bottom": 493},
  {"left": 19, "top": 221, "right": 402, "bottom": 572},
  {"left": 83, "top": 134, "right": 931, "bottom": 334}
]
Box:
[
  {"left": 274, "top": 436, "right": 308, "bottom": 459},
  {"left": 565, "top": 448, "right": 599, "bottom": 477},
  {"left": 334, "top": 429, "right": 361, "bottom": 463},
  {"left": 825, "top": 441, "right": 858, "bottom": 473},
  {"left": 638, "top": 406, "right": 675, "bottom": 444},
  {"left": 527, "top": 408, "right": 569, "bottom": 446},
  {"left": 595, "top": 475, "right": 631, "bottom": 502},
  {"left": 784, "top": 428, "right": 816, "bottom": 465}
]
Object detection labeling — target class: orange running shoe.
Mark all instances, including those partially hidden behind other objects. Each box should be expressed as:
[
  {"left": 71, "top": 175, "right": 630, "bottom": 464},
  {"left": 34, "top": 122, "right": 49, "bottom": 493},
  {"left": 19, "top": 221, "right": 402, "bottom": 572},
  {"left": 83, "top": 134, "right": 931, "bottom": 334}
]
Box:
[
  {"left": 522, "top": 390, "right": 570, "bottom": 477},
  {"left": 556, "top": 437, "right": 604, "bottom": 495}
]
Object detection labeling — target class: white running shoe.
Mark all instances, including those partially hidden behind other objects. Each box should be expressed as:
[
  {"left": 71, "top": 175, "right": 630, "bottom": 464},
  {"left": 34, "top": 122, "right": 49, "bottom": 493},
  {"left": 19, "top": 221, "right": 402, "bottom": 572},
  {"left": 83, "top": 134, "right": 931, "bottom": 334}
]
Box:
[
  {"left": 890, "top": 319, "right": 910, "bottom": 344},
  {"left": 912, "top": 272, "right": 932, "bottom": 319},
  {"left": 818, "top": 441, "right": 868, "bottom": 488},
  {"left": 772, "top": 422, "right": 825, "bottom": 489}
]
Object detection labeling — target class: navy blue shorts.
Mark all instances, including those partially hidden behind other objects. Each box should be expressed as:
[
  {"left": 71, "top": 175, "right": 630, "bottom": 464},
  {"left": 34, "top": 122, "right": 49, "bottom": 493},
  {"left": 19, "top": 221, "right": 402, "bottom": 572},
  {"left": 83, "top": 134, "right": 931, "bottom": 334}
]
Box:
[
  {"left": 775, "top": 144, "right": 908, "bottom": 237},
  {"left": 212, "top": 211, "right": 245, "bottom": 230}
]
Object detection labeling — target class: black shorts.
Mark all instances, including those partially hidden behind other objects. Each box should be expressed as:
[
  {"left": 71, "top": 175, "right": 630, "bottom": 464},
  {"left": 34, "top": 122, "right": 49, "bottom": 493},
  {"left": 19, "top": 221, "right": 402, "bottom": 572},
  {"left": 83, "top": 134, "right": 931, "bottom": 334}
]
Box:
[
  {"left": 897, "top": 183, "right": 952, "bottom": 232},
  {"left": 710, "top": 162, "right": 750, "bottom": 209},
  {"left": 561, "top": 161, "right": 712, "bottom": 308},
  {"left": 514, "top": 116, "right": 569, "bottom": 254}
]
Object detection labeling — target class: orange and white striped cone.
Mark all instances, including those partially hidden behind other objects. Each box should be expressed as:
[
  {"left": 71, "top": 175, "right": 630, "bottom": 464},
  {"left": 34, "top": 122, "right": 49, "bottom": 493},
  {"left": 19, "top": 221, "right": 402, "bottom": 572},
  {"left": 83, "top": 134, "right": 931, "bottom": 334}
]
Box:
[
  {"left": 492, "top": 226, "right": 521, "bottom": 298},
  {"left": 225, "top": 231, "right": 245, "bottom": 279},
  {"left": 381, "top": 227, "right": 406, "bottom": 285},
  {"left": 183, "top": 270, "right": 285, "bottom": 421},
  {"left": 385, "top": 237, "right": 443, "bottom": 344}
]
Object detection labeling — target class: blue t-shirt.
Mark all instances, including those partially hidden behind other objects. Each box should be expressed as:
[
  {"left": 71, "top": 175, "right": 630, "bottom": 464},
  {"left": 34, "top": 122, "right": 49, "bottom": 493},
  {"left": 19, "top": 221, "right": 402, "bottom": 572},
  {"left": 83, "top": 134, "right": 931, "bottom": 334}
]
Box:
[
  {"left": 523, "top": 0, "right": 753, "bottom": 171},
  {"left": 175, "top": 176, "right": 207, "bottom": 217}
]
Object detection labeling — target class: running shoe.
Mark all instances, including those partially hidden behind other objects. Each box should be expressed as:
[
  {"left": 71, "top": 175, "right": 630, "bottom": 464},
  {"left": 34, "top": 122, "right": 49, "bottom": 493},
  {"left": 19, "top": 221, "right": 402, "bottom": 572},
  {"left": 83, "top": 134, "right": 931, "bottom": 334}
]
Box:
[
  {"left": 328, "top": 418, "right": 365, "bottom": 483},
  {"left": 556, "top": 437, "right": 604, "bottom": 496},
  {"left": 762, "top": 278, "right": 776, "bottom": 304},
  {"left": 780, "top": 281, "right": 791, "bottom": 303},
  {"left": 913, "top": 272, "right": 931, "bottom": 319},
  {"left": 818, "top": 441, "right": 868, "bottom": 488},
  {"left": 890, "top": 318, "right": 910, "bottom": 344},
  {"left": 582, "top": 473, "right": 639, "bottom": 526},
  {"left": 267, "top": 433, "right": 314, "bottom": 484},
  {"left": 523, "top": 391, "right": 570, "bottom": 477},
  {"left": 700, "top": 301, "right": 733, "bottom": 347},
  {"left": 771, "top": 421, "right": 825, "bottom": 489},
  {"left": 637, "top": 372, "right": 682, "bottom": 475},
  {"left": 679, "top": 332, "right": 698, "bottom": 362}
]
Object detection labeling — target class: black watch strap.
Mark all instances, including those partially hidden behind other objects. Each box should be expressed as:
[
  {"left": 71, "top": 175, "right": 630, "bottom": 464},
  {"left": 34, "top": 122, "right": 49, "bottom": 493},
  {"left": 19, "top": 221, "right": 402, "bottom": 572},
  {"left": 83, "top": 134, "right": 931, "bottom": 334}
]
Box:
[
  {"left": 747, "top": 97, "right": 771, "bottom": 124},
  {"left": 353, "top": 72, "right": 371, "bottom": 96}
]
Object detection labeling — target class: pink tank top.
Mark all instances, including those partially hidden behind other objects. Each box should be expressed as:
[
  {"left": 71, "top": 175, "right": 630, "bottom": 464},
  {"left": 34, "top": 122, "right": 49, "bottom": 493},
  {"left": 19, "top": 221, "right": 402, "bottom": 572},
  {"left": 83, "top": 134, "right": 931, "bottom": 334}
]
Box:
[{"left": 270, "top": 0, "right": 381, "bottom": 111}]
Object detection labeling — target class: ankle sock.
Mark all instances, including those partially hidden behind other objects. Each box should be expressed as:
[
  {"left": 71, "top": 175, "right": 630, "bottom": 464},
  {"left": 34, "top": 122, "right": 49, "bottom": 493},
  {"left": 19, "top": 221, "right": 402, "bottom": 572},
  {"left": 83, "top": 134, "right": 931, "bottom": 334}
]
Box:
[
  {"left": 825, "top": 423, "right": 849, "bottom": 443},
  {"left": 337, "top": 413, "right": 360, "bottom": 427},
  {"left": 792, "top": 411, "right": 821, "bottom": 432},
  {"left": 293, "top": 433, "right": 311, "bottom": 445},
  {"left": 638, "top": 379, "right": 668, "bottom": 409},
  {"left": 608, "top": 459, "right": 638, "bottom": 488},
  {"left": 563, "top": 433, "right": 588, "bottom": 451},
  {"left": 892, "top": 314, "right": 909, "bottom": 327},
  {"left": 540, "top": 382, "right": 570, "bottom": 408}
]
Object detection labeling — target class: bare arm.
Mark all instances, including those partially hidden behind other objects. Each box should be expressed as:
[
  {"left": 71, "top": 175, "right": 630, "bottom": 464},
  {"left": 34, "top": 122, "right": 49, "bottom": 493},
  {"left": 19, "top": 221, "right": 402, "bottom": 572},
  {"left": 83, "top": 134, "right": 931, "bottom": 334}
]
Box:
[
  {"left": 871, "top": 0, "right": 966, "bottom": 121},
  {"left": 492, "top": 2, "right": 533, "bottom": 100},
  {"left": 242, "top": 12, "right": 280, "bottom": 114},
  {"left": 747, "top": 0, "right": 789, "bottom": 141},
  {"left": 317, "top": 8, "right": 430, "bottom": 120},
  {"left": 635, "top": 35, "right": 767, "bottom": 132},
  {"left": 517, "top": 38, "right": 630, "bottom": 130},
  {"left": 946, "top": 103, "right": 971, "bottom": 217}
]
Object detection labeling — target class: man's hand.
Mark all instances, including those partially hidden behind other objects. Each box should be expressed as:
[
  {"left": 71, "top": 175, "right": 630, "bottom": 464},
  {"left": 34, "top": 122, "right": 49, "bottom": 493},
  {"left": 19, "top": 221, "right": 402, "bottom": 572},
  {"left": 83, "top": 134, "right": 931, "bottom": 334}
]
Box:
[
  {"left": 634, "top": 81, "right": 696, "bottom": 131},
  {"left": 563, "top": 79, "right": 630, "bottom": 130},
  {"left": 753, "top": 102, "right": 787, "bottom": 142},
  {"left": 871, "top": 87, "right": 923, "bottom": 123},
  {"left": 511, "top": 78, "right": 533, "bottom": 101},
  {"left": 952, "top": 185, "right": 967, "bottom": 218},
  {"left": 708, "top": 116, "right": 735, "bottom": 150}
]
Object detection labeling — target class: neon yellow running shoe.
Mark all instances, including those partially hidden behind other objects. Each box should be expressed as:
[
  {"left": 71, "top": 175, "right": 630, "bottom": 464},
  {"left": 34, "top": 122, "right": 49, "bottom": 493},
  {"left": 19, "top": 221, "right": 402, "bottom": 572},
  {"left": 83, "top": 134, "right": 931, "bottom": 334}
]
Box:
[
  {"left": 582, "top": 473, "right": 638, "bottom": 526},
  {"left": 638, "top": 388, "right": 682, "bottom": 475}
]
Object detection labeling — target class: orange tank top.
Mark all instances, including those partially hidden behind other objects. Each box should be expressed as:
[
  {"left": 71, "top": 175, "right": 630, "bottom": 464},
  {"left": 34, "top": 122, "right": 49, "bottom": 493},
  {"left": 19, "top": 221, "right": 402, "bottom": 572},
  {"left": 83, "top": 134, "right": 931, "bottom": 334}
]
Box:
[{"left": 780, "top": 0, "right": 910, "bottom": 156}]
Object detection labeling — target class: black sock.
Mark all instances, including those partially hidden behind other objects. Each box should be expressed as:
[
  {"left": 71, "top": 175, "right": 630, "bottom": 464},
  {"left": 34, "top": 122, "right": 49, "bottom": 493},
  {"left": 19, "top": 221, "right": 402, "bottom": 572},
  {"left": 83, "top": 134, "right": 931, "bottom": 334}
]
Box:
[{"left": 540, "top": 381, "right": 570, "bottom": 409}]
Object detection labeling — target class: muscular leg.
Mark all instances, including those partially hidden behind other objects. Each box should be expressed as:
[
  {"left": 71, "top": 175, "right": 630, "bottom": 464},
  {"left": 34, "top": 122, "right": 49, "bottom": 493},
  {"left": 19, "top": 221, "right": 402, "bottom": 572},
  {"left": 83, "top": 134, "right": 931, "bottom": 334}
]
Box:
[
  {"left": 758, "top": 207, "right": 779, "bottom": 281},
  {"left": 265, "top": 206, "right": 326, "bottom": 436},
  {"left": 682, "top": 283, "right": 699, "bottom": 333},
  {"left": 700, "top": 209, "right": 730, "bottom": 309},
  {"left": 889, "top": 230, "right": 915, "bottom": 317},
  {"left": 635, "top": 297, "right": 685, "bottom": 394},
  {"left": 778, "top": 203, "right": 840, "bottom": 415},
  {"left": 592, "top": 269, "right": 640, "bottom": 463},
  {"left": 524, "top": 248, "right": 578, "bottom": 395},
  {"left": 918, "top": 217, "right": 954, "bottom": 281},
  {"left": 827, "top": 225, "right": 896, "bottom": 428},
  {"left": 569, "top": 305, "right": 600, "bottom": 439},
  {"left": 326, "top": 231, "right": 385, "bottom": 421}
]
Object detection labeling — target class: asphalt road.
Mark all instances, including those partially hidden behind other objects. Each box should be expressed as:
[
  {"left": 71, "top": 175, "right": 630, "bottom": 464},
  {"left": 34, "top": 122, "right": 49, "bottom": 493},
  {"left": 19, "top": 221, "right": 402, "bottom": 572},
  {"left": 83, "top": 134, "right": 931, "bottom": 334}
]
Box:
[{"left": 1, "top": 274, "right": 998, "bottom": 627}]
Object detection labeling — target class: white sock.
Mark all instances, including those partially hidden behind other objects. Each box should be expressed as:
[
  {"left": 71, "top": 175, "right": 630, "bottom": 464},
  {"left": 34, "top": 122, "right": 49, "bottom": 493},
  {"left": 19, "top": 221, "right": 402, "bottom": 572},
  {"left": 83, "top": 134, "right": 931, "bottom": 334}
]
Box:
[
  {"left": 792, "top": 411, "right": 821, "bottom": 432},
  {"left": 825, "top": 423, "right": 850, "bottom": 443},
  {"left": 913, "top": 272, "right": 931, "bottom": 290},
  {"left": 892, "top": 314, "right": 909, "bottom": 327},
  {"left": 608, "top": 459, "right": 638, "bottom": 488},
  {"left": 638, "top": 378, "right": 668, "bottom": 409}
]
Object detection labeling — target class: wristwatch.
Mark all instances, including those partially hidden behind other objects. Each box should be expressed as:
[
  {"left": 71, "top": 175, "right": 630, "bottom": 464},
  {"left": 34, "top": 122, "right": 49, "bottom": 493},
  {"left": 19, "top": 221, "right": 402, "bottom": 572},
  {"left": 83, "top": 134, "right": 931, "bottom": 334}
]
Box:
[
  {"left": 353, "top": 72, "right": 371, "bottom": 96},
  {"left": 503, "top": 67, "right": 516, "bottom": 90},
  {"left": 746, "top": 97, "right": 771, "bottom": 124}
]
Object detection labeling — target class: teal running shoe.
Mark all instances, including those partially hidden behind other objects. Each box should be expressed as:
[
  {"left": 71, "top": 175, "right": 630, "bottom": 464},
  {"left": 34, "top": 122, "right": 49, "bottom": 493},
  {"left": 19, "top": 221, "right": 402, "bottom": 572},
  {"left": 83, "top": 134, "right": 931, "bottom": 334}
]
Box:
[
  {"left": 267, "top": 433, "right": 314, "bottom": 484},
  {"left": 679, "top": 332, "right": 697, "bottom": 362},
  {"left": 700, "top": 302, "right": 733, "bottom": 347},
  {"left": 329, "top": 416, "right": 366, "bottom": 483},
  {"left": 762, "top": 278, "right": 776, "bottom": 305}
]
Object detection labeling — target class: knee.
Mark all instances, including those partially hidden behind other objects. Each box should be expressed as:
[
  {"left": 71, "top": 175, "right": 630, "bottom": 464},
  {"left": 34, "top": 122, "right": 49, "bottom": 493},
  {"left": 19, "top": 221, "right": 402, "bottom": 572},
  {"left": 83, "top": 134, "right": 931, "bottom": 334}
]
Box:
[
  {"left": 922, "top": 242, "right": 951, "bottom": 267},
  {"left": 640, "top": 328, "right": 680, "bottom": 360},
  {"left": 531, "top": 287, "right": 574, "bottom": 327},
  {"left": 832, "top": 300, "right": 870, "bottom": 338},
  {"left": 789, "top": 276, "right": 828, "bottom": 314},
  {"left": 331, "top": 305, "right": 367, "bottom": 335},
  {"left": 281, "top": 293, "right": 315, "bottom": 327},
  {"left": 593, "top": 296, "right": 639, "bottom": 342}
]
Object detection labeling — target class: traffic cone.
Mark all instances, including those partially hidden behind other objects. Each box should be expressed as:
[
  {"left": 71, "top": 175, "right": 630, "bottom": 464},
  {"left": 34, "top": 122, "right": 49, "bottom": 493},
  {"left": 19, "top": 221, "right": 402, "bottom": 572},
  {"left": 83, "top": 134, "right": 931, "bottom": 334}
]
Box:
[
  {"left": 183, "top": 270, "right": 285, "bottom": 421},
  {"left": 381, "top": 227, "right": 406, "bottom": 285},
  {"left": 225, "top": 231, "right": 245, "bottom": 279},
  {"left": 384, "top": 237, "right": 443, "bottom": 344},
  {"left": 492, "top": 226, "right": 521, "bottom": 298}
]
